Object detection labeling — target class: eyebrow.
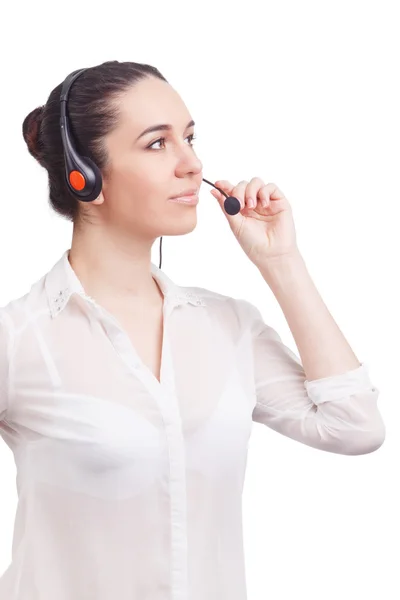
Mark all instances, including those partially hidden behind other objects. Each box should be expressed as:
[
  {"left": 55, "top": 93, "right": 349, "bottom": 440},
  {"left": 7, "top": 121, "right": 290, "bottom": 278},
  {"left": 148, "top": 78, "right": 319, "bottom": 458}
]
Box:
[{"left": 135, "top": 119, "right": 195, "bottom": 142}]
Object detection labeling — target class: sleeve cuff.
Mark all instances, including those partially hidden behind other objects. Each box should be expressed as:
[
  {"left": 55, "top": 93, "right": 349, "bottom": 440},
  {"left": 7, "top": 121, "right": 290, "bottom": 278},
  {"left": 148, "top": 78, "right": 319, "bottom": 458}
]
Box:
[{"left": 304, "top": 361, "right": 378, "bottom": 405}]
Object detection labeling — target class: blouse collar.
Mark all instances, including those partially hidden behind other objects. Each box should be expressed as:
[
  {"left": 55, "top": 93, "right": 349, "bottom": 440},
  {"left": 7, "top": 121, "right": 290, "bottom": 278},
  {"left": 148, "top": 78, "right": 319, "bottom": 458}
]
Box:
[{"left": 45, "top": 250, "right": 206, "bottom": 319}]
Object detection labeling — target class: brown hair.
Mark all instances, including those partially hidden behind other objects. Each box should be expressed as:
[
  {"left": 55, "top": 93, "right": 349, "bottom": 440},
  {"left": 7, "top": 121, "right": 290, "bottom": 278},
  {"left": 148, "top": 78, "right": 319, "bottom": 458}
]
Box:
[{"left": 22, "top": 60, "right": 168, "bottom": 223}]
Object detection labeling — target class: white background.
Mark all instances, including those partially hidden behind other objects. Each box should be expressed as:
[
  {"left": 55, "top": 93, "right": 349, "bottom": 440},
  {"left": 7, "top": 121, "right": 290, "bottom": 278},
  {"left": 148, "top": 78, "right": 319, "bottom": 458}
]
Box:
[{"left": 1, "top": 1, "right": 399, "bottom": 598}]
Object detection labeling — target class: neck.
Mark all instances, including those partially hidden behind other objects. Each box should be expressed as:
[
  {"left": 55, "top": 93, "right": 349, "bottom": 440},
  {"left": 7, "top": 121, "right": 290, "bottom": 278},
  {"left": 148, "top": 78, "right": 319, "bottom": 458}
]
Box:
[{"left": 69, "top": 224, "right": 163, "bottom": 309}]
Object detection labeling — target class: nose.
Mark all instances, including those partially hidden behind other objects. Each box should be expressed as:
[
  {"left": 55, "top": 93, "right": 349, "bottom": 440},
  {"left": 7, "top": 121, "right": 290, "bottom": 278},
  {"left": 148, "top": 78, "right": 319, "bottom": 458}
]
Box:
[{"left": 175, "top": 142, "right": 203, "bottom": 176}]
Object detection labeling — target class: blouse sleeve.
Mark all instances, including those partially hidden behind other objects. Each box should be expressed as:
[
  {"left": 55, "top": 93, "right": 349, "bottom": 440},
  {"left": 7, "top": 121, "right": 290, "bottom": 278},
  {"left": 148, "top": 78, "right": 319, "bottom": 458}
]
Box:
[
  {"left": 240, "top": 299, "right": 386, "bottom": 455},
  {"left": 0, "top": 309, "right": 12, "bottom": 423}
]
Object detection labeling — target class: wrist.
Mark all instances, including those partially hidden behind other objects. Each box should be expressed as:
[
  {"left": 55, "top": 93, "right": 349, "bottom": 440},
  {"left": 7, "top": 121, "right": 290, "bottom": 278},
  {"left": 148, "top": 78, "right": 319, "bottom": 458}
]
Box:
[
  {"left": 255, "top": 250, "right": 305, "bottom": 276},
  {"left": 256, "top": 251, "right": 311, "bottom": 297}
]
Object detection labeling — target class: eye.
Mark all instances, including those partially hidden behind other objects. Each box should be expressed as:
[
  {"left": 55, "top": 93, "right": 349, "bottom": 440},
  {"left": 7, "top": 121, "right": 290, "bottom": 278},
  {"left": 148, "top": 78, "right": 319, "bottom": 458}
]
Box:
[{"left": 147, "top": 133, "right": 197, "bottom": 151}]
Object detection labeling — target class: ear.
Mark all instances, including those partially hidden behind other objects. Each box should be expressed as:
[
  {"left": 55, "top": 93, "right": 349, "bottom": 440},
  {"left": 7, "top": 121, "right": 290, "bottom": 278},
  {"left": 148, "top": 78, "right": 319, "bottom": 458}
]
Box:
[{"left": 91, "top": 190, "right": 105, "bottom": 206}]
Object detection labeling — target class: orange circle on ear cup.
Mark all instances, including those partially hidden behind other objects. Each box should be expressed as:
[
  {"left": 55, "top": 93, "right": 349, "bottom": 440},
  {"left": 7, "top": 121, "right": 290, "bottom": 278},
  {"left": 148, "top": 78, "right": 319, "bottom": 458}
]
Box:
[{"left": 69, "top": 170, "right": 86, "bottom": 191}]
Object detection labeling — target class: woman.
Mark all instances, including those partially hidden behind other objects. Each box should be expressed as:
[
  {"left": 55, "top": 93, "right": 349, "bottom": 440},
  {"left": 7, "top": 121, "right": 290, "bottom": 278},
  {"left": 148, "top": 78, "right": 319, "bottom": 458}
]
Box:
[{"left": 0, "top": 60, "right": 385, "bottom": 600}]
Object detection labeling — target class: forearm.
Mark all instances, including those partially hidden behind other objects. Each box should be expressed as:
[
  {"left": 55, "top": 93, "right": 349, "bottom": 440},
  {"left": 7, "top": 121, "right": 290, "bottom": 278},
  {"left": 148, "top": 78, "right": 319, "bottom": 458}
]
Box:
[{"left": 257, "top": 251, "right": 361, "bottom": 382}]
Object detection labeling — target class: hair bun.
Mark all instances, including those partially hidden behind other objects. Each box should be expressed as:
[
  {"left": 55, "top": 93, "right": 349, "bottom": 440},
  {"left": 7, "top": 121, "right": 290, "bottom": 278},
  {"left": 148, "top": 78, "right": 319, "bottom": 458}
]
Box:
[{"left": 22, "top": 105, "right": 45, "bottom": 163}]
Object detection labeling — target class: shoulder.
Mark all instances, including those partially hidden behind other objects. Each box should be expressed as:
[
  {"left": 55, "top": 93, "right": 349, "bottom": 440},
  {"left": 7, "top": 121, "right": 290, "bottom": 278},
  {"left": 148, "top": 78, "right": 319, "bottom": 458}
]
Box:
[
  {"left": 0, "top": 272, "right": 48, "bottom": 330},
  {"left": 0, "top": 307, "right": 14, "bottom": 418},
  {"left": 0, "top": 304, "right": 16, "bottom": 349},
  {"left": 183, "top": 284, "right": 263, "bottom": 332}
]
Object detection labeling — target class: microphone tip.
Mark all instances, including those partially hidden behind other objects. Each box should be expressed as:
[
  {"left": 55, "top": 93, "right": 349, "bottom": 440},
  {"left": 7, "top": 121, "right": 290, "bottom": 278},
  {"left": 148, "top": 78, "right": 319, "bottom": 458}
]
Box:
[{"left": 224, "top": 196, "right": 241, "bottom": 215}]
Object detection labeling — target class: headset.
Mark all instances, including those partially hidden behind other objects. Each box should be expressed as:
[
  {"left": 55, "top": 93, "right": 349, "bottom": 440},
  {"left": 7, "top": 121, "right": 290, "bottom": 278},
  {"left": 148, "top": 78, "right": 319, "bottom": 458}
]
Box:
[{"left": 59, "top": 67, "right": 241, "bottom": 269}]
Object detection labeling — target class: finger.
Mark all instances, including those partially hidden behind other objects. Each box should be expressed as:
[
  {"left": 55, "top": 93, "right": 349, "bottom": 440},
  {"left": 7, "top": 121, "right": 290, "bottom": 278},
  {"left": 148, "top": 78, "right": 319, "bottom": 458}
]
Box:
[
  {"left": 258, "top": 186, "right": 271, "bottom": 208},
  {"left": 246, "top": 177, "right": 266, "bottom": 209},
  {"left": 210, "top": 189, "right": 223, "bottom": 201},
  {"left": 230, "top": 180, "right": 248, "bottom": 210},
  {"left": 258, "top": 184, "right": 290, "bottom": 213},
  {"left": 262, "top": 182, "right": 286, "bottom": 201},
  {"left": 210, "top": 183, "right": 246, "bottom": 227},
  {"left": 214, "top": 180, "right": 235, "bottom": 196},
  {"left": 214, "top": 180, "right": 246, "bottom": 211}
]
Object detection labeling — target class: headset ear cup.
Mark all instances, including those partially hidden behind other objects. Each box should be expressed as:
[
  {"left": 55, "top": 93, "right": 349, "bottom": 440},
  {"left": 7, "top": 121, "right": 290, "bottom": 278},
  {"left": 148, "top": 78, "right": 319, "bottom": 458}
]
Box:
[
  {"left": 67, "top": 156, "right": 103, "bottom": 203},
  {"left": 81, "top": 156, "right": 103, "bottom": 201}
]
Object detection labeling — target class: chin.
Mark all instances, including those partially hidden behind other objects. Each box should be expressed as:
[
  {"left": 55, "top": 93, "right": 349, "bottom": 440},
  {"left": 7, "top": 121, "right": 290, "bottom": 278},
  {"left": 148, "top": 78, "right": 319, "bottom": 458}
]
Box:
[{"left": 164, "top": 215, "right": 198, "bottom": 236}]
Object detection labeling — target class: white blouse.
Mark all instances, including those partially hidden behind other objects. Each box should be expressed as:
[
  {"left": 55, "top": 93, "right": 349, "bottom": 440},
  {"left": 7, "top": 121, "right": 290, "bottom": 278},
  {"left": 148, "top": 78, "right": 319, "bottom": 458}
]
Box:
[{"left": 0, "top": 249, "right": 385, "bottom": 600}]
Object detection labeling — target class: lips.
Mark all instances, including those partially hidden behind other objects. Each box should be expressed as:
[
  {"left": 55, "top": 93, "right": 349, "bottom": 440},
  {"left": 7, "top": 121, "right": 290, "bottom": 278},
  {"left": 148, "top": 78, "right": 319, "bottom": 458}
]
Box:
[
  {"left": 169, "top": 188, "right": 199, "bottom": 199},
  {"left": 168, "top": 194, "right": 199, "bottom": 205}
]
